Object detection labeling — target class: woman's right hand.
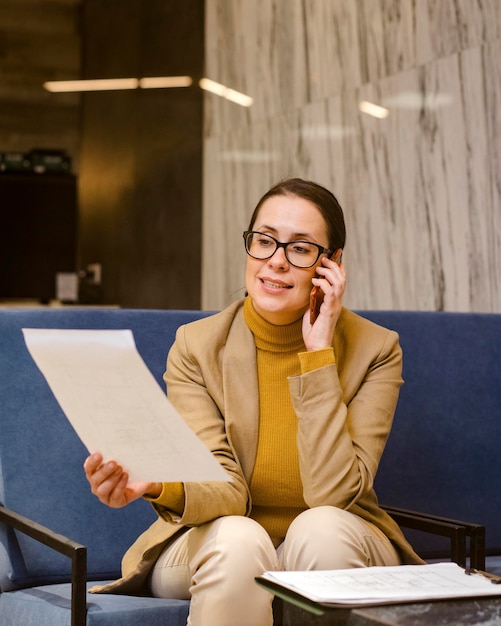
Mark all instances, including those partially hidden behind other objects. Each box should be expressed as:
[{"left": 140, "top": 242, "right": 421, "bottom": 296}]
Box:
[{"left": 83, "top": 453, "right": 161, "bottom": 508}]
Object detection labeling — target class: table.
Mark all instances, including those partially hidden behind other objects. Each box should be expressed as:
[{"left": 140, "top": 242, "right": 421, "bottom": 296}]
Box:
[{"left": 282, "top": 597, "right": 501, "bottom": 625}]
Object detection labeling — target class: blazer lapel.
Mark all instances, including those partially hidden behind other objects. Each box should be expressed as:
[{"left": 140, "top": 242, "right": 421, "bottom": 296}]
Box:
[{"left": 222, "top": 310, "right": 259, "bottom": 483}]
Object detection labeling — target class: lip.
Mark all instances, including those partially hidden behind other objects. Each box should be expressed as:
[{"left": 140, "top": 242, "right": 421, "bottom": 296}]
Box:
[{"left": 259, "top": 277, "right": 293, "bottom": 293}]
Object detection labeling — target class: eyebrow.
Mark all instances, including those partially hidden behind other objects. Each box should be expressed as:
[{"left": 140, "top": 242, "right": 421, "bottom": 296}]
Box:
[{"left": 255, "top": 224, "right": 314, "bottom": 240}]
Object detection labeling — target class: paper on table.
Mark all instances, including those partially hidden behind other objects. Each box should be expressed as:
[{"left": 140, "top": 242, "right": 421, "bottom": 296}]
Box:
[
  {"left": 22, "top": 328, "right": 230, "bottom": 483},
  {"left": 257, "top": 562, "right": 501, "bottom": 607}
]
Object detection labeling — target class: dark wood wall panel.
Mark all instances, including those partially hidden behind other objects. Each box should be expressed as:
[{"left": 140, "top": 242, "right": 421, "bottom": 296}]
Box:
[
  {"left": 0, "top": 173, "right": 77, "bottom": 302},
  {"left": 78, "top": 1, "right": 204, "bottom": 309},
  {"left": 0, "top": 0, "right": 81, "bottom": 163}
]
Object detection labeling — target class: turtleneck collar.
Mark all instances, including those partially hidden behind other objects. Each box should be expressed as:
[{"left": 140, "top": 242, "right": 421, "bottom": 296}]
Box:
[{"left": 243, "top": 297, "right": 305, "bottom": 353}]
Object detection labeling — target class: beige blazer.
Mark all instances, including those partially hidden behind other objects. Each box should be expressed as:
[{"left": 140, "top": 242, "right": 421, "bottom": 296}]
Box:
[{"left": 92, "top": 299, "right": 422, "bottom": 595}]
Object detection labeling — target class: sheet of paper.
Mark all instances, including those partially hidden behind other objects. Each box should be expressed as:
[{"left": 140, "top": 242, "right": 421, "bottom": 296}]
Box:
[
  {"left": 23, "top": 328, "right": 230, "bottom": 483},
  {"left": 258, "top": 562, "right": 501, "bottom": 606}
]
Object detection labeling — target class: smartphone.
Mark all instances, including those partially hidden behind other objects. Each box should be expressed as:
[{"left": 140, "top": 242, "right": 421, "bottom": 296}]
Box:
[
  {"left": 309, "top": 285, "right": 323, "bottom": 325},
  {"left": 309, "top": 250, "right": 343, "bottom": 324}
]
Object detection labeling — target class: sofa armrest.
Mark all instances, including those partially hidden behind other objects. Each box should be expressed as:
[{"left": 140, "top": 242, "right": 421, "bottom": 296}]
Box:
[
  {"left": 382, "top": 505, "right": 485, "bottom": 570},
  {"left": 0, "top": 505, "right": 87, "bottom": 626}
]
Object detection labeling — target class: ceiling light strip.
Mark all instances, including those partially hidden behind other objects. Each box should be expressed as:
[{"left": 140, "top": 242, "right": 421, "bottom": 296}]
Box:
[
  {"left": 43, "top": 76, "right": 254, "bottom": 107},
  {"left": 44, "top": 78, "right": 139, "bottom": 92},
  {"left": 43, "top": 77, "right": 193, "bottom": 93},
  {"left": 199, "top": 78, "right": 253, "bottom": 107},
  {"left": 138, "top": 76, "right": 193, "bottom": 89},
  {"left": 358, "top": 101, "right": 390, "bottom": 119}
]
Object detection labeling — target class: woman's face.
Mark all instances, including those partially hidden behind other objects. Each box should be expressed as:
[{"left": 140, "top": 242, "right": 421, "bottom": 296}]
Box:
[{"left": 245, "top": 193, "right": 330, "bottom": 325}]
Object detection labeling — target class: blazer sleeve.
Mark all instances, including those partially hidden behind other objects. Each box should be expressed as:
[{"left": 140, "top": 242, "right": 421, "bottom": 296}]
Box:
[
  {"left": 288, "top": 323, "right": 403, "bottom": 510},
  {"left": 154, "top": 323, "right": 251, "bottom": 526}
]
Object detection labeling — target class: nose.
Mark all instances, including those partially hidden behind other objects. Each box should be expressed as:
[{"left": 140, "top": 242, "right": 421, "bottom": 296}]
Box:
[{"left": 267, "top": 245, "right": 289, "bottom": 269}]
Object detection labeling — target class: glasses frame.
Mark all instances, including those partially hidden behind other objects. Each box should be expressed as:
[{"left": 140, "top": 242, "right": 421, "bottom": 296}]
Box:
[{"left": 243, "top": 230, "right": 334, "bottom": 268}]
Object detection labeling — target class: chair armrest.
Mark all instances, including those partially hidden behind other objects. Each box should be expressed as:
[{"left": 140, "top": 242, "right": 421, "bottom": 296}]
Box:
[
  {"left": 0, "top": 505, "right": 87, "bottom": 626},
  {"left": 382, "top": 505, "right": 485, "bottom": 570}
]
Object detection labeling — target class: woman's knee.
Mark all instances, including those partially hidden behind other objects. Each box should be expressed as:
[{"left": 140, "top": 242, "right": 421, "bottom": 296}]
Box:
[
  {"left": 151, "top": 516, "right": 279, "bottom": 601},
  {"left": 189, "top": 515, "right": 278, "bottom": 571},
  {"left": 286, "top": 505, "right": 355, "bottom": 540},
  {"left": 281, "top": 506, "right": 397, "bottom": 570}
]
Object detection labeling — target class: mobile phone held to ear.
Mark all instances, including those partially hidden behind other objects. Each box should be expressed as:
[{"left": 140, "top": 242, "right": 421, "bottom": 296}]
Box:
[
  {"left": 309, "top": 250, "right": 343, "bottom": 324},
  {"left": 309, "top": 284, "right": 323, "bottom": 325}
]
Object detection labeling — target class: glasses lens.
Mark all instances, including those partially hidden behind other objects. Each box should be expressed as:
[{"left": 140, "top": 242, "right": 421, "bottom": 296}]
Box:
[
  {"left": 245, "top": 232, "right": 277, "bottom": 259},
  {"left": 285, "top": 241, "right": 320, "bottom": 267}
]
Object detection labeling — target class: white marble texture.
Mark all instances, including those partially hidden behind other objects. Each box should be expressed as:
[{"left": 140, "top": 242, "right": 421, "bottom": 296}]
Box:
[{"left": 202, "top": 0, "right": 501, "bottom": 312}]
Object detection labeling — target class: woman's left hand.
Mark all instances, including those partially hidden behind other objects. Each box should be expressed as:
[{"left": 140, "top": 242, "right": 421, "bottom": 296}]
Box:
[{"left": 302, "top": 256, "right": 346, "bottom": 351}]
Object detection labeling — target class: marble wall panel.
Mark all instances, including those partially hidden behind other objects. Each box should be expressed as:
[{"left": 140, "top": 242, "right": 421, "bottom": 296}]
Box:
[
  {"left": 302, "top": 1, "right": 362, "bottom": 99},
  {"left": 415, "top": 0, "right": 501, "bottom": 64},
  {"left": 203, "top": 0, "right": 501, "bottom": 312}
]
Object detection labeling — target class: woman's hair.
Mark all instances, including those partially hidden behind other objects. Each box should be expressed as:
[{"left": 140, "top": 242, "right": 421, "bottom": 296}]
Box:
[{"left": 247, "top": 178, "right": 346, "bottom": 251}]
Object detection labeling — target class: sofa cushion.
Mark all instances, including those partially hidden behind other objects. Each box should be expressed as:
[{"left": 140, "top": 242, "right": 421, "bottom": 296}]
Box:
[{"left": 0, "top": 582, "right": 190, "bottom": 626}]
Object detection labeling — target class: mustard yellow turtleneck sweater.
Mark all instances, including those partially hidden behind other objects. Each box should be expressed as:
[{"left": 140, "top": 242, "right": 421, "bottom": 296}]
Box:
[{"left": 243, "top": 297, "right": 335, "bottom": 539}]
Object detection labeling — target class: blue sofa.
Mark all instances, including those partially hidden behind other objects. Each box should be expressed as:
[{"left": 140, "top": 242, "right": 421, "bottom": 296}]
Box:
[{"left": 1, "top": 307, "right": 500, "bottom": 625}]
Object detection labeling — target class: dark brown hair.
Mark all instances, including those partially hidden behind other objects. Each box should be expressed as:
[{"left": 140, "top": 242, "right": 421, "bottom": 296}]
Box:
[{"left": 247, "top": 178, "right": 346, "bottom": 251}]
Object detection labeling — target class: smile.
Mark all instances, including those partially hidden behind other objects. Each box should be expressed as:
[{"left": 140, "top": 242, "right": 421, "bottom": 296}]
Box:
[{"left": 261, "top": 279, "right": 292, "bottom": 290}]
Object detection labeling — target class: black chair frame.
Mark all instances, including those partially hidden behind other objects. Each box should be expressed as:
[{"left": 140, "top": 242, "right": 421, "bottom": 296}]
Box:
[
  {"left": 0, "top": 505, "right": 87, "bottom": 626},
  {"left": 382, "top": 505, "right": 485, "bottom": 569}
]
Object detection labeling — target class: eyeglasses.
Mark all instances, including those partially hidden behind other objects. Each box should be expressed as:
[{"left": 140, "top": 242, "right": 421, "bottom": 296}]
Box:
[{"left": 243, "top": 230, "right": 333, "bottom": 268}]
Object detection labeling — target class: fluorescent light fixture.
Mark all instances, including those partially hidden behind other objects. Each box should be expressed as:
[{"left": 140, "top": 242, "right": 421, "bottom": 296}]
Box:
[
  {"left": 43, "top": 76, "right": 252, "bottom": 107},
  {"left": 359, "top": 101, "right": 390, "bottom": 119},
  {"left": 44, "top": 76, "right": 193, "bottom": 93},
  {"left": 139, "top": 76, "right": 193, "bottom": 89},
  {"left": 44, "top": 78, "right": 139, "bottom": 92},
  {"left": 199, "top": 78, "right": 253, "bottom": 107}
]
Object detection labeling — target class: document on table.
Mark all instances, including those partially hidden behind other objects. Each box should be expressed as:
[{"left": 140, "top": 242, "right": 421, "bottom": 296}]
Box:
[
  {"left": 22, "top": 328, "right": 230, "bottom": 483},
  {"left": 256, "top": 562, "right": 501, "bottom": 608}
]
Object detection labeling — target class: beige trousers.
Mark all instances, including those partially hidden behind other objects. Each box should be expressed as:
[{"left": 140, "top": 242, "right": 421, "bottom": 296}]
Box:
[{"left": 149, "top": 506, "right": 400, "bottom": 626}]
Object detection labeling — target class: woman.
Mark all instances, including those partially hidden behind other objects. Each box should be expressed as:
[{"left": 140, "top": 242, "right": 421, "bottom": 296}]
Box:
[{"left": 85, "top": 178, "right": 422, "bottom": 626}]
